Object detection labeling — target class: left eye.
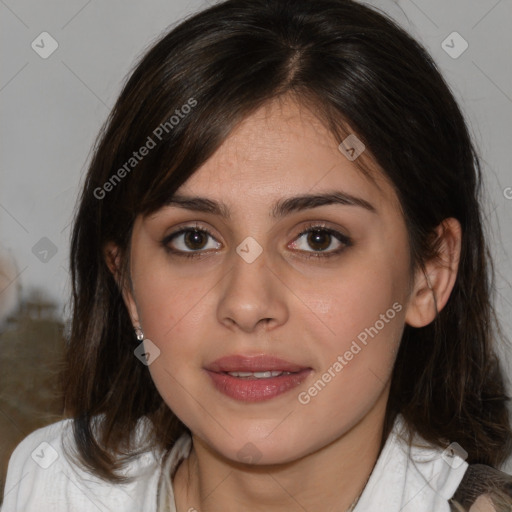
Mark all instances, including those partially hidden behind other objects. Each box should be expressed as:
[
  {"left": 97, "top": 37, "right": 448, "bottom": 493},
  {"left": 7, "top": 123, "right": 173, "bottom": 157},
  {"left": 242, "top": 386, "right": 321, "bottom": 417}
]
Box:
[{"left": 289, "top": 227, "right": 351, "bottom": 255}]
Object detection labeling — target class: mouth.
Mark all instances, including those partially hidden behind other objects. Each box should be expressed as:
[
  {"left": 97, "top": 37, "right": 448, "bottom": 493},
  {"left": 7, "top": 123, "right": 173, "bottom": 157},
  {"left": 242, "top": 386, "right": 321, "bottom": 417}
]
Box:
[
  {"left": 222, "top": 370, "right": 297, "bottom": 379},
  {"left": 205, "top": 354, "right": 309, "bottom": 373},
  {"left": 204, "top": 354, "right": 312, "bottom": 402}
]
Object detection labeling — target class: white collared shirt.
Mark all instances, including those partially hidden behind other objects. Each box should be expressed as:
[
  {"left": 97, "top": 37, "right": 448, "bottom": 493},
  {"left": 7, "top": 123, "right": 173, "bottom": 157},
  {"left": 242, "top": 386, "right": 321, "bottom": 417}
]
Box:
[{"left": 1, "top": 414, "right": 468, "bottom": 511}]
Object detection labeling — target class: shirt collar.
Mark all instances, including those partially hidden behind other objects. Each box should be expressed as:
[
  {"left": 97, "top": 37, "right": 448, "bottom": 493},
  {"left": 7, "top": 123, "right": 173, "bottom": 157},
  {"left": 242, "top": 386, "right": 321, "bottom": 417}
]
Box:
[
  {"left": 354, "top": 415, "right": 468, "bottom": 511},
  {"left": 157, "top": 415, "right": 468, "bottom": 511}
]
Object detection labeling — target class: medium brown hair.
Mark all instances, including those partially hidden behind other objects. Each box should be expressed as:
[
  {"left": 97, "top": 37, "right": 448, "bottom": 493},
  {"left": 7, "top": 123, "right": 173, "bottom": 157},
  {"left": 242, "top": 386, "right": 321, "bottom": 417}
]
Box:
[{"left": 62, "top": 0, "right": 512, "bottom": 481}]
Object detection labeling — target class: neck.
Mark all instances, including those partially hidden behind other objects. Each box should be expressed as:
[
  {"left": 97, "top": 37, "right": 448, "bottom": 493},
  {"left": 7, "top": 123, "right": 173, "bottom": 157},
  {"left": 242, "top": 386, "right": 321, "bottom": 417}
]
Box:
[{"left": 173, "top": 402, "right": 390, "bottom": 512}]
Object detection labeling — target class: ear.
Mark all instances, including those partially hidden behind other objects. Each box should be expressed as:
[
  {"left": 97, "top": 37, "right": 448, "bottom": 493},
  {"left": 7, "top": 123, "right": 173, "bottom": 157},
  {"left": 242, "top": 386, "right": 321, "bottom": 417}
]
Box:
[
  {"left": 404, "top": 218, "right": 462, "bottom": 328},
  {"left": 103, "top": 241, "right": 140, "bottom": 328}
]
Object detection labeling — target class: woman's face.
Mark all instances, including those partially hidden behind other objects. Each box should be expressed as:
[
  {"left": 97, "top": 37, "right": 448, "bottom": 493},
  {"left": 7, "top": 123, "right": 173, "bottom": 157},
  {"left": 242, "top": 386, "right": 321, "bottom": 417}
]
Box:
[{"left": 124, "top": 96, "right": 414, "bottom": 464}]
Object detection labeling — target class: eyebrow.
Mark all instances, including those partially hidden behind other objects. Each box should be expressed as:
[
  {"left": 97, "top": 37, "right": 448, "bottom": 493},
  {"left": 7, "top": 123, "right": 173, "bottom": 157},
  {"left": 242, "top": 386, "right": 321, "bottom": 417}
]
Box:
[{"left": 164, "top": 191, "right": 377, "bottom": 219}]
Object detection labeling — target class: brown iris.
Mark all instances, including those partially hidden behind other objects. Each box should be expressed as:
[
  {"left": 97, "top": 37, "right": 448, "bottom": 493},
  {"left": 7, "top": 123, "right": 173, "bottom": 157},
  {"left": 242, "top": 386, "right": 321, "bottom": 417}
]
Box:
[
  {"left": 184, "top": 230, "right": 208, "bottom": 250},
  {"left": 307, "top": 229, "right": 331, "bottom": 251}
]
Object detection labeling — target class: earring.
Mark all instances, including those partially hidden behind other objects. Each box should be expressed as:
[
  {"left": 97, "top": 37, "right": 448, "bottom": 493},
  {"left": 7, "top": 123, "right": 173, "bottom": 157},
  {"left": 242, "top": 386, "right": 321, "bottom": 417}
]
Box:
[{"left": 134, "top": 326, "right": 144, "bottom": 342}]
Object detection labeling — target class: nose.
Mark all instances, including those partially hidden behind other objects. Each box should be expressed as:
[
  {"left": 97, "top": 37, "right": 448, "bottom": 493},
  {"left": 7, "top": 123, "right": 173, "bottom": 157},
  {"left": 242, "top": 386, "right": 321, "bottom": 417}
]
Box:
[{"left": 216, "top": 245, "right": 289, "bottom": 334}]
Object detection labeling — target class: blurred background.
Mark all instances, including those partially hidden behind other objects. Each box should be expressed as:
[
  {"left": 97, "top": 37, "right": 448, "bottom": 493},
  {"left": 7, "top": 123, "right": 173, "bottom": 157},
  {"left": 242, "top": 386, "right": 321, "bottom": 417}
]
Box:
[{"left": 1, "top": 0, "right": 511, "bottom": 501}]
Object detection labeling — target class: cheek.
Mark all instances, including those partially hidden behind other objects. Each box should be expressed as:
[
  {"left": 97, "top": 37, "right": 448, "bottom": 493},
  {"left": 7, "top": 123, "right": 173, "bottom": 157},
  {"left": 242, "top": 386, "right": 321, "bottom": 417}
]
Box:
[
  {"left": 300, "top": 248, "right": 408, "bottom": 404},
  {"left": 133, "top": 255, "right": 212, "bottom": 344},
  {"left": 137, "top": 277, "right": 208, "bottom": 425},
  {"left": 130, "top": 261, "right": 209, "bottom": 394},
  {"left": 296, "top": 275, "right": 405, "bottom": 437},
  {"left": 307, "top": 254, "right": 406, "bottom": 344}
]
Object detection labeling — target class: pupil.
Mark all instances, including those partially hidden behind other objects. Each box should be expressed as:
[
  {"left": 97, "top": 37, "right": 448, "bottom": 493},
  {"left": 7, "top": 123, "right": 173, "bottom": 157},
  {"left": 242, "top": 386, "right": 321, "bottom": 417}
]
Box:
[{"left": 308, "top": 230, "right": 330, "bottom": 251}]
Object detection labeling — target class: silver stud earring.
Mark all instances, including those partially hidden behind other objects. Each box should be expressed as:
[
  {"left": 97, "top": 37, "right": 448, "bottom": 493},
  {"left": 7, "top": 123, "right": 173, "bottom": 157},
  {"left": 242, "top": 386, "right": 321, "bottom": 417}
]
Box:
[{"left": 134, "top": 326, "right": 144, "bottom": 342}]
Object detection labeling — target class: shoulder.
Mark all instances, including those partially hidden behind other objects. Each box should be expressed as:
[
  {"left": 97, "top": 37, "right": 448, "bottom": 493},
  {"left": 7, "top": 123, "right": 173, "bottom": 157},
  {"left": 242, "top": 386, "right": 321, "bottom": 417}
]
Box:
[
  {"left": 353, "top": 415, "right": 470, "bottom": 511},
  {"left": 2, "top": 419, "right": 73, "bottom": 510},
  {"left": 1, "top": 418, "right": 163, "bottom": 512},
  {"left": 5, "top": 417, "right": 72, "bottom": 466},
  {"left": 393, "top": 416, "right": 512, "bottom": 512}
]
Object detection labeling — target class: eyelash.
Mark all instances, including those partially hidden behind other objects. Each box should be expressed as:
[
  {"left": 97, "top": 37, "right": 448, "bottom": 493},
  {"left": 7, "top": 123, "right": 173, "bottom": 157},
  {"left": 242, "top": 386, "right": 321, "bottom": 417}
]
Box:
[{"left": 160, "top": 222, "right": 352, "bottom": 260}]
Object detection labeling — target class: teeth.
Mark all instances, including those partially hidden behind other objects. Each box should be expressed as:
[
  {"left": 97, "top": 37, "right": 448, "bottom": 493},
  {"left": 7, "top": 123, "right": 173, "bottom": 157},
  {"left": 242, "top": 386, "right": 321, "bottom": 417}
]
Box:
[{"left": 227, "top": 370, "right": 292, "bottom": 378}]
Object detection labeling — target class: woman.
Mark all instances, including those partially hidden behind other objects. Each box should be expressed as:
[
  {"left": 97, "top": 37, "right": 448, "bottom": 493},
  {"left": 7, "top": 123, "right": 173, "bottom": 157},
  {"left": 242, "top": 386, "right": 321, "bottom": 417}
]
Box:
[{"left": 3, "top": 0, "right": 512, "bottom": 510}]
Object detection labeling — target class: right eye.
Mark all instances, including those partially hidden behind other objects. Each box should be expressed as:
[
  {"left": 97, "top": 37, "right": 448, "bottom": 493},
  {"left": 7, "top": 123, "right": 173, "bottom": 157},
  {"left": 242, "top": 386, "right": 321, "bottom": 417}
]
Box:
[{"left": 161, "top": 226, "right": 222, "bottom": 258}]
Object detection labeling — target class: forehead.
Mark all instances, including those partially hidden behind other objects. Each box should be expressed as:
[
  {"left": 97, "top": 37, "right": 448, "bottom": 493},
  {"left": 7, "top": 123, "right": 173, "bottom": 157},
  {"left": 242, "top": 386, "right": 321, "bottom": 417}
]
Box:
[{"left": 175, "top": 96, "right": 398, "bottom": 214}]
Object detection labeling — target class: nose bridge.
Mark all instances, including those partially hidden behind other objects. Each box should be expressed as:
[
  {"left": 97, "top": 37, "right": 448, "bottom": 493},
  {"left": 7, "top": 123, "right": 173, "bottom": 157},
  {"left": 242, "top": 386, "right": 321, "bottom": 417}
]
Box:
[{"left": 217, "top": 239, "right": 288, "bottom": 332}]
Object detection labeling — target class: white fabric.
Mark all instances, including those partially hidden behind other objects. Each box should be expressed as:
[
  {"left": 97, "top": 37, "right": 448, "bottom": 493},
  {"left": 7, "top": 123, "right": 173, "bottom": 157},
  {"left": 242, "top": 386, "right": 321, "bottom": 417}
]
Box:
[
  {"left": 1, "top": 415, "right": 468, "bottom": 511},
  {"left": 353, "top": 417, "right": 469, "bottom": 511},
  {"left": 1, "top": 417, "right": 165, "bottom": 512}
]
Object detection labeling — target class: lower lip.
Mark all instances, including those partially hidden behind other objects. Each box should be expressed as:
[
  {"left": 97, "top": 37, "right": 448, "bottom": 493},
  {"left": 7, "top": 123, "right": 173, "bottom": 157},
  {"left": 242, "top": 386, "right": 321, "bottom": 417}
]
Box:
[{"left": 205, "top": 369, "right": 312, "bottom": 402}]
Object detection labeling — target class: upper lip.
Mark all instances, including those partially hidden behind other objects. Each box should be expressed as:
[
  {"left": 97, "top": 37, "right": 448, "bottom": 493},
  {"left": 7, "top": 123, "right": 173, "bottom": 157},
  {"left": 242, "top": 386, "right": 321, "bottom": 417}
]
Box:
[{"left": 205, "top": 355, "right": 310, "bottom": 373}]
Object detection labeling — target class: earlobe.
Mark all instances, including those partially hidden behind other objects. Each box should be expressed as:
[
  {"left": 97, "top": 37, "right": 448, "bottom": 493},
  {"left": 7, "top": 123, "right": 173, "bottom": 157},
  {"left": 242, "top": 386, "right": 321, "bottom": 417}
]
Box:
[{"left": 404, "top": 218, "right": 462, "bottom": 328}]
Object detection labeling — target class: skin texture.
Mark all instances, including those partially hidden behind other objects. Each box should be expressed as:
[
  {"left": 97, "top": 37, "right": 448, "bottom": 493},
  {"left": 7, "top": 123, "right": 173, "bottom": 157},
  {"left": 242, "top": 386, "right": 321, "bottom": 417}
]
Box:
[{"left": 106, "top": 94, "right": 462, "bottom": 511}]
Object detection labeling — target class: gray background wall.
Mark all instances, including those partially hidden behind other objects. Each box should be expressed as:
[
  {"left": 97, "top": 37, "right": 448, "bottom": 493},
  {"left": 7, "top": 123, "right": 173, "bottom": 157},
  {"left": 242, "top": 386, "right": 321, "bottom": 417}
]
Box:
[{"left": 1, "top": 0, "right": 511, "bottom": 470}]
